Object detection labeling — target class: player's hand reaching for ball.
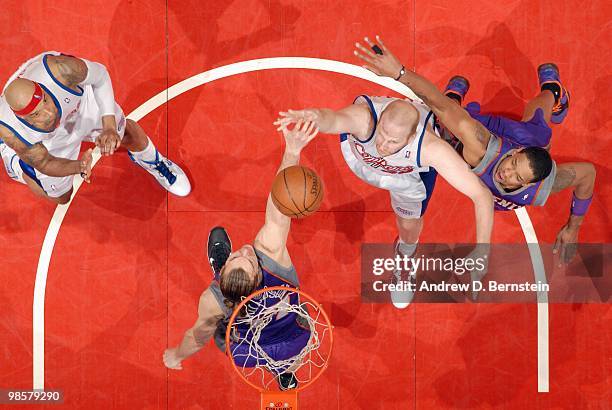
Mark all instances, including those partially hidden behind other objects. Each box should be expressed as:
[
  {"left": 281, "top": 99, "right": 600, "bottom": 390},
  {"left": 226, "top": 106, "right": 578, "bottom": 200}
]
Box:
[
  {"left": 79, "top": 148, "right": 93, "bottom": 183},
  {"left": 163, "top": 348, "right": 183, "bottom": 370},
  {"left": 274, "top": 109, "right": 320, "bottom": 131},
  {"left": 354, "top": 35, "right": 404, "bottom": 80},
  {"left": 278, "top": 119, "right": 319, "bottom": 155},
  {"left": 96, "top": 128, "right": 121, "bottom": 156}
]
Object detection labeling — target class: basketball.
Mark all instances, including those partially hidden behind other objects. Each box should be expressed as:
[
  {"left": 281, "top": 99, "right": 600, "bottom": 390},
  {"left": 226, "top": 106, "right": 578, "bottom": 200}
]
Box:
[{"left": 271, "top": 165, "right": 324, "bottom": 218}]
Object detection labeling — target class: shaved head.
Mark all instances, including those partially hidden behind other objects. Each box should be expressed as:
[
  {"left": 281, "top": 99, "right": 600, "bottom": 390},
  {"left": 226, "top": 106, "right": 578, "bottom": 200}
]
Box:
[
  {"left": 5, "top": 78, "right": 58, "bottom": 130},
  {"left": 374, "top": 100, "right": 421, "bottom": 156},
  {"left": 381, "top": 100, "right": 419, "bottom": 134},
  {"left": 5, "top": 78, "right": 38, "bottom": 111}
]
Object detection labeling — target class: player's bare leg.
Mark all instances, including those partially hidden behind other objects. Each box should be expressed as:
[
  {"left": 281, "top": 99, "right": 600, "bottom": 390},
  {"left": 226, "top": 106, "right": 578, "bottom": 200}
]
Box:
[
  {"left": 395, "top": 215, "right": 423, "bottom": 244},
  {"left": 390, "top": 215, "right": 422, "bottom": 309},
  {"left": 121, "top": 119, "right": 149, "bottom": 152}
]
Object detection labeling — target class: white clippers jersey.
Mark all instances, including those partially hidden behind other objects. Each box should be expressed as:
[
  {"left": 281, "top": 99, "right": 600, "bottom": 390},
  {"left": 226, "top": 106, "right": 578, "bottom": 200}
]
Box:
[
  {"left": 340, "top": 95, "right": 438, "bottom": 192},
  {"left": 0, "top": 51, "right": 93, "bottom": 161}
]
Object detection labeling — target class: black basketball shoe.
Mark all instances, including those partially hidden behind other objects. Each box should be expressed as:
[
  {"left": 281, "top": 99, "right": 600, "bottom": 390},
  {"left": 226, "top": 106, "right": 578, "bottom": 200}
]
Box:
[
  {"left": 278, "top": 372, "right": 298, "bottom": 390},
  {"left": 207, "top": 226, "right": 232, "bottom": 277}
]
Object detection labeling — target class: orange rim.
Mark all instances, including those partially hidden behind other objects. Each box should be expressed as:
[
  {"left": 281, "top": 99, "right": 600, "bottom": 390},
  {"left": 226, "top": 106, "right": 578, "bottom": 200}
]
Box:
[{"left": 225, "top": 285, "right": 334, "bottom": 393}]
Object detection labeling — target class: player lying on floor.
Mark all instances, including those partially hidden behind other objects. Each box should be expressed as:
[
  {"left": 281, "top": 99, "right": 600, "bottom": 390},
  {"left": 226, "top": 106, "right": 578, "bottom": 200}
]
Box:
[
  {"left": 163, "top": 120, "right": 320, "bottom": 390},
  {"left": 354, "top": 35, "right": 596, "bottom": 266}
]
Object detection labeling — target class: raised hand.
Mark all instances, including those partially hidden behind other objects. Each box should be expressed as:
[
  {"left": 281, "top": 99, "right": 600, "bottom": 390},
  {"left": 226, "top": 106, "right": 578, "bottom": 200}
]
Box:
[
  {"left": 354, "top": 35, "right": 404, "bottom": 79},
  {"left": 278, "top": 119, "right": 319, "bottom": 155},
  {"left": 274, "top": 108, "right": 320, "bottom": 131}
]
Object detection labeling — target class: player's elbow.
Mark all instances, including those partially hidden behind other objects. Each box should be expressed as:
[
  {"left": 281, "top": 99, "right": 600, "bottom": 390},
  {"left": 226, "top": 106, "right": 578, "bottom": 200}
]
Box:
[
  {"left": 585, "top": 162, "right": 596, "bottom": 184},
  {"left": 28, "top": 155, "right": 50, "bottom": 175},
  {"left": 254, "top": 240, "right": 283, "bottom": 261},
  {"left": 580, "top": 162, "right": 597, "bottom": 194}
]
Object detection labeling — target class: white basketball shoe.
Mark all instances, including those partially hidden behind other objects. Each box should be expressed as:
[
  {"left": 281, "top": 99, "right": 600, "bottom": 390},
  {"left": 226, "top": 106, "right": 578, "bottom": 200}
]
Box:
[
  {"left": 128, "top": 149, "right": 191, "bottom": 197},
  {"left": 390, "top": 240, "right": 418, "bottom": 309},
  {"left": 391, "top": 268, "right": 416, "bottom": 309}
]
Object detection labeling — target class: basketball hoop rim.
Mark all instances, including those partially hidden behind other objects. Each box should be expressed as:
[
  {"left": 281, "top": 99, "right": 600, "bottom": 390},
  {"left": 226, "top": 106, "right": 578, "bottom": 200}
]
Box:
[{"left": 225, "top": 285, "right": 334, "bottom": 393}]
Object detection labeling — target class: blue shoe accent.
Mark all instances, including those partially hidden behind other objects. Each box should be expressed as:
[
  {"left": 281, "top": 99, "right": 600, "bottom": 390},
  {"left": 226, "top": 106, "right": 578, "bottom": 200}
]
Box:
[
  {"left": 141, "top": 150, "right": 160, "bottom": 165},
  {"left": 538, "top": 63, "right": 570, "bottom": 124},
  {"left": 153, "top": 160, "right": 177, "bottom": 185},
  {"left": 537, "top": 63, "right": 561, "bottom": 84},
  {"left": 444, "top": 75, "right": 470, "bottom": 104},
  {"left": 129, "top": 149, "right": 176, "bottom": 185},
  {"left": 127, "top": 148, "right": 191, "bottom": 196},
  {"left": 436, "top": 77, "right": 470, "bottom": 150}
]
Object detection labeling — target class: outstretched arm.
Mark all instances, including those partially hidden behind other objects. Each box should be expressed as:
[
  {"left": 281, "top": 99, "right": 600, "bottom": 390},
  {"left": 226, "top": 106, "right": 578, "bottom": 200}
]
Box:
[
  {"left": 254, "top": 120, "right": 319, "bottom": 267},
  {"left": 353, "top": 35, "right": 489, "bottom": 166},
  {"left": 420, "top": 134, "right": 494, "bottom": 244},
  {"left": 550, "top": 162, "right": 596, "bottom": 265},
  {"left": 163, "top": 288, "right": 224, "bottom": 369},
  {"left": 274, "top": 104, "right": 370, "bottom": 139}
]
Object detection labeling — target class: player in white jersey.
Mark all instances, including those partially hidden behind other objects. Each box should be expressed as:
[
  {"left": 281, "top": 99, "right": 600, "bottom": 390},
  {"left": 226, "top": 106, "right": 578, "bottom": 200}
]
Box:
[
  {"left": 0, "top": 52, "right": 191, "bottom": 204},
  {"left": 275, "top": 92, "right": 493, "bottom": 308}
]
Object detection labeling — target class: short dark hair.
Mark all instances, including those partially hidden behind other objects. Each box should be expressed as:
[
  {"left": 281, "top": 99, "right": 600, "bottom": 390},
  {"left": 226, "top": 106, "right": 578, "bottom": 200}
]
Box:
[
  {"left": 522, "top": 147, "right": 553, "bottom": 183},
  {"left": 219, "top": 267, "right": 257, "bottom": 313}
]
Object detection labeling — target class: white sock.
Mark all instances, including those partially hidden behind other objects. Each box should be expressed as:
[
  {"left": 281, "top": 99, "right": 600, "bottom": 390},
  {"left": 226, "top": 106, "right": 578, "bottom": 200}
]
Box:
[
  {"left": 396, "top": 237, "right": 417, "bottom": 257},
  {"left": 129, "top": 137, "right": 158, "bottom": 163},
  {"left": 396, "top": 238, "right": 418, "bottom": 279}
]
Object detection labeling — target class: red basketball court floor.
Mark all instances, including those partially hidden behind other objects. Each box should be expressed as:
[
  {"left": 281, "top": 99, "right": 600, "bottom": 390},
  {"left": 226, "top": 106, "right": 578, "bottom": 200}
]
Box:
[{"left": 0, "top": 1, "right": 610, "bottom": 409}]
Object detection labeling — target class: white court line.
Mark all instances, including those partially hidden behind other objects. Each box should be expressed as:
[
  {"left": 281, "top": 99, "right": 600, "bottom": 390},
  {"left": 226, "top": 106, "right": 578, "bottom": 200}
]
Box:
[
  {"left": 514, "top": 207, "right": 549, "bottom": 392},
  {"left": 32, "top": 57, "right": 548, "bottom": 392}
]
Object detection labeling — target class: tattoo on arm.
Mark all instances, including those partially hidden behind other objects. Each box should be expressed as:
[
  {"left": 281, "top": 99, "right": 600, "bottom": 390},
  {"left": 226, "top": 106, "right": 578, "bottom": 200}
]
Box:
[
  {"left": 23, "top": 143, "right": 49, "bottom": 168},
  {"left": 551, "top": 166, "right": 576, "bottom": 193},
  {"left": 475, "top": 122, "right": 490, "bottom": 144},
  {"left": 55, "top": 56, "right": 87, "bottom": 86}
]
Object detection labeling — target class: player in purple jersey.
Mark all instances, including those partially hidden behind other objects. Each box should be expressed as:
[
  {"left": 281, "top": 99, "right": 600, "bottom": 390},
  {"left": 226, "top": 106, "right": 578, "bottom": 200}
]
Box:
[
  {"left": 163, "top": 120, "right": 319, "bottom": 390},
  {"left": 354, "top": 35, "right": 596, "bottom": 265}
]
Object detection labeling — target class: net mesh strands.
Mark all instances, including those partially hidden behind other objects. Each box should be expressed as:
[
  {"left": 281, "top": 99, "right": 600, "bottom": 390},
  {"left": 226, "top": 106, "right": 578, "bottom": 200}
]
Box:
[{"left": 226, "top": 286, "right": 333, "bottom": 392}]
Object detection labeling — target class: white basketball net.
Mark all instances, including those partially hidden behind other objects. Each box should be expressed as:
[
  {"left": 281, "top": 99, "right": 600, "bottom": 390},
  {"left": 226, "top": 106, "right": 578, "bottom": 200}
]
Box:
[{"left": 228, "top": 288, "right": 332, "bottom": 390}]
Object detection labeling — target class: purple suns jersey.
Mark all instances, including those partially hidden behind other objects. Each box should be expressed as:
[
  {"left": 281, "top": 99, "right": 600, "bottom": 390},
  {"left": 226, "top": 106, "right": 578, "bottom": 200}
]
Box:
[
  {"left": 211, "top": 248, "right": 303, "bottom": 352},
  {"left": 472, "top": 133, "right": 556, "bottom": 211}
]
